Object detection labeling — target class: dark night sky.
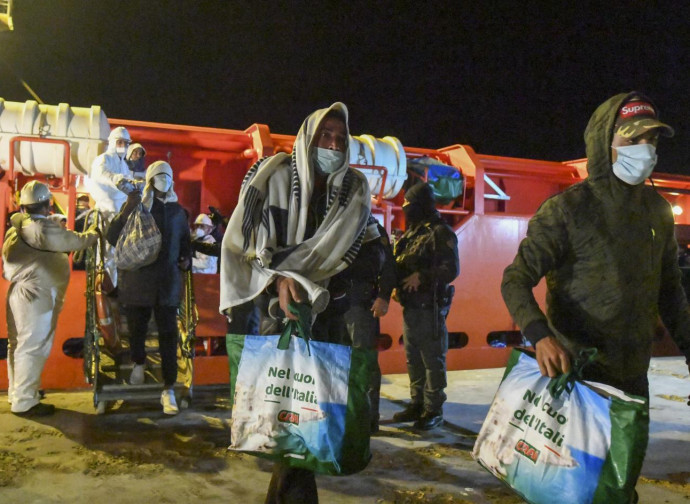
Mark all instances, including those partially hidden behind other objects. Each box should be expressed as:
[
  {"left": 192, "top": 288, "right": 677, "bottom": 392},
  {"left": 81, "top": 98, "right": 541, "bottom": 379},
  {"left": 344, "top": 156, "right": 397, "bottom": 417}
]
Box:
[{"left": 1, "top": 1, "right": 689, "bottom": 173}]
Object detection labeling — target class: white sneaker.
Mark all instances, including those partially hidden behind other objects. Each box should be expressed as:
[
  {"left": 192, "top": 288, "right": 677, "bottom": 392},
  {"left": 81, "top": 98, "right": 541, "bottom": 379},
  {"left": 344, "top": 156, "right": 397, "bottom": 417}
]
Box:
[
  {"left": 129, "top": 364, "right": 145, "bottom": 385},
  {"left": 161, "top": 389, "right": 179, "bottom": 415}
]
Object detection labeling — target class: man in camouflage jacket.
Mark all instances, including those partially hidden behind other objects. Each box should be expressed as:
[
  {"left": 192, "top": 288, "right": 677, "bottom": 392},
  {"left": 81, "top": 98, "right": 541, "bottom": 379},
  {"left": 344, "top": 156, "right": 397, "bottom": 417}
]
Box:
[
  {"left": 501, "top": 91, "right": 690, "bottom": 497},
  {"left": 393, "top": 183, "right": 459, "bottom": 430}
]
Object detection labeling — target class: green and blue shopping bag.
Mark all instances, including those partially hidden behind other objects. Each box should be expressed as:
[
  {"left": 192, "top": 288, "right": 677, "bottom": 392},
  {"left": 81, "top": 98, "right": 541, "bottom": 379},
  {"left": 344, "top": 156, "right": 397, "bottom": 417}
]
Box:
[
  {"left": 226, "top": 302, "right": 375, "bottom": 475},
  {"left": 473, "top": 348, "right": 649, "bottom": 504}
]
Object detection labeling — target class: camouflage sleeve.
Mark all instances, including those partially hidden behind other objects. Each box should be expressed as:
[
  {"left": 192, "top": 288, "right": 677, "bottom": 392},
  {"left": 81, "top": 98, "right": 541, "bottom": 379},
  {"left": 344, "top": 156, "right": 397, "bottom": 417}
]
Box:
[
  {"left": 501, "top": 198, "right": 568, "bottom": 345},
  {"left": 420, "top": 224, "right": 459, "bottom": 286},
  {"left": 658, "top": 214, "right": 690, "bottom": 361}
]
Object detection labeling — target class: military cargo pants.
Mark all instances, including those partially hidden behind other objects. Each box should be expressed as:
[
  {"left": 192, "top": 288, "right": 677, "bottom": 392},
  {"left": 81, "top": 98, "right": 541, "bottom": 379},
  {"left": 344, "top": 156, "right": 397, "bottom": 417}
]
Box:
[{"left": 402, "top": 306, "right": 448, "bottom": 413}]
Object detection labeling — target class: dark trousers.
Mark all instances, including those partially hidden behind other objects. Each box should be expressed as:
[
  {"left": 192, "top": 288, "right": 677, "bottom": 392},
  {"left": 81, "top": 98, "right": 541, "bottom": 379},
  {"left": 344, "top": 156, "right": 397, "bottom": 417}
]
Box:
[
  {"left": 265, "top": 466, "right": 318, "bottom": 504},
  {"left": 126, "top": 305, "right": 178, "bottom": 387},
  {"left": 226, "top": 300, "right": 261, "bottom": 335},
  {"left": 344, "top": 303, "right": 382, "bottom": 427},
  {"left": 402, "top": 306, "right": 448, "bottom": 413}
]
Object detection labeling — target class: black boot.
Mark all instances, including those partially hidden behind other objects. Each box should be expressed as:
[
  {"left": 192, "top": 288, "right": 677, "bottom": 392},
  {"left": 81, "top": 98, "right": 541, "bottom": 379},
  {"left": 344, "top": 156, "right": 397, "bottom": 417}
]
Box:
[
  {"left": 12, "top": 403, "right": 56, "bottom": 417},
  {"left": 414, "top": 410, "right": 443, "bottom": 430},
  {"left": 392, "top": 403, "right": 423, "bottom": 422}
]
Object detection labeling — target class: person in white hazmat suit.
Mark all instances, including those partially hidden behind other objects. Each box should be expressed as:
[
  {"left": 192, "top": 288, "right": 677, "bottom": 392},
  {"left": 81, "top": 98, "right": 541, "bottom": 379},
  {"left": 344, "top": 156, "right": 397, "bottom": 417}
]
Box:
[
  {"left": 3, "top": 181, "right": 98, "bottom": 416},
  {"left": 191, "top": 214, "right": 218, "bottom": 274},
  {"left": 86, "top": 126, "right": 142, "bottom": 286}
]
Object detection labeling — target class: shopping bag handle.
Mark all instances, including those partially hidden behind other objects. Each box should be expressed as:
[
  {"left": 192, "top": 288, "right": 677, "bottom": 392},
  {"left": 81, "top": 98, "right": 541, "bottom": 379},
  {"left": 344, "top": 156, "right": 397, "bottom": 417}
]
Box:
[
  {"left": 548, "top": 348, "right": 598, "bottom": 399},
  {"left": 278, "top": 302, "right": 313, "bottom": 354}
]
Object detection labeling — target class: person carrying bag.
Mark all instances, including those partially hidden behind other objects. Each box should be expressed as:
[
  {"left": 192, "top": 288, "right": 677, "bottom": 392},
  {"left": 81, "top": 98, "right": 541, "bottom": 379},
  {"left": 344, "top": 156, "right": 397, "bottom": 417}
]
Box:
[
  {"left": 114, "top": 202, "right": 162, "bottom": 271},
  {"left": 227, "top": 302, "right": 375, "bottom": 476}
]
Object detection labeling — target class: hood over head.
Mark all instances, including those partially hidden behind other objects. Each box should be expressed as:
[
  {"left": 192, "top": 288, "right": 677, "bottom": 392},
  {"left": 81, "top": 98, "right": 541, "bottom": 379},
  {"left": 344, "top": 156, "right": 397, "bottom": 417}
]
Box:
[
  {"left": 584, "top": 91, "right": 671, "bottom": 181},
  {"left": 127, "top": 142, "right": 147, "bottom": 159},
  {"left": 294, "top": 102, "right": 350, "bottom": 184},
  {"left": 142, "top": 160, "right": 178, "bottom": 209},
  {"left": 107, "top": 126, "right": 131, "bottom": 152},
  {"left": 145, "top": 160, "right": 173, "bottom": 183},
  {"left": 404, "top": 182, "right": 436, "bottom": 209}
]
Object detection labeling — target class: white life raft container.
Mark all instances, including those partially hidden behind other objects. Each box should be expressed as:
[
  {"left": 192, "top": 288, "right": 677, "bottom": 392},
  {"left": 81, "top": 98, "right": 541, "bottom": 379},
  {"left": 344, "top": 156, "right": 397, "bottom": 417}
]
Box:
[
  {"left": 349, "top": 134, "right": 407, "bottom": 199},
  {"left": 0, "top": 98, "right": 109, "bottom": 177}
]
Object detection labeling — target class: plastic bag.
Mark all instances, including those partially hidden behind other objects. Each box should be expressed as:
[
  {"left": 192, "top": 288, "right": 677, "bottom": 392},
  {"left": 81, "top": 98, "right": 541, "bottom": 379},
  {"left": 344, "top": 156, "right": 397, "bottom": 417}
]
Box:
[
  {"left": 226, "top": 303, "right": 374, "bottom": 475},
  {"left": 114, "top": 204, "right": 162, "bottom": 271},
  {"left": 472, "top": 349, "right": 648, "bottom": 504}
]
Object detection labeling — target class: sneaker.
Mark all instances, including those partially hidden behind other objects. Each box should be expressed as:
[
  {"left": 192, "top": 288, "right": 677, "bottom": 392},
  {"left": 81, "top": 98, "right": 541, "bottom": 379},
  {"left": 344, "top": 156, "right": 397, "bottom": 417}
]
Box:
[
  {"left": 414, "top": 410, "right": 444, "bottom": 431},
  {"left": 392, "top": 403, "right": 423, "bottom": 422},
  {"left": 129, "top": 363, "right": 145, "bottom": 385},
  {"left": 161, "top": 389, "right": 179, "bottom": 415},
  {"left": 12, "top": 403, "right": 56, "bottom": 417}
]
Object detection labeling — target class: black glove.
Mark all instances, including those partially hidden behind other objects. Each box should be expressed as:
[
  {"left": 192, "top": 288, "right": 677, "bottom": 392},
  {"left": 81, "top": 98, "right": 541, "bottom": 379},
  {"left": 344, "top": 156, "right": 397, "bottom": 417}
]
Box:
[
  {"left": 122, "top": 190, "right": 142, "bottom": 218},
  {"left": 208, "top": 206, "right": 227, "bottom": 227}
]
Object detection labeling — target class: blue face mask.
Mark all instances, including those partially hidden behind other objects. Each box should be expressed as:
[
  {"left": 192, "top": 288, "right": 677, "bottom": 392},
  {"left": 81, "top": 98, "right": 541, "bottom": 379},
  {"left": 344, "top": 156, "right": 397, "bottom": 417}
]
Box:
[
  {"left": 612, "top": 143, "right": 657, "bottom": 185},
  {"left": 313, "top": 147, "right": 345, "bottom": 174}
]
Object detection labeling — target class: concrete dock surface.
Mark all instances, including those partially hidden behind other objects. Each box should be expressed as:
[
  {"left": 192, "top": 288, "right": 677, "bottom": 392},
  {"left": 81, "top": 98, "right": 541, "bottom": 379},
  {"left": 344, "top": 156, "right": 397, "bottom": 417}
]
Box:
[{"left": 0, "top": 356, "right": 688, "bottom": 503}]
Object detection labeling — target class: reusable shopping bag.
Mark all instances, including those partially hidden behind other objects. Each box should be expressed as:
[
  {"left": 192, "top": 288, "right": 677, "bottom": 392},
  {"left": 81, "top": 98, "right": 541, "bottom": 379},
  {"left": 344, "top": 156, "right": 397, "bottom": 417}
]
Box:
[
  {"left": 114, "top": 204, "right": 161, "bottom": 271},
  {"left": 226, "top": 302, "right": 375, "bottom": 475},
  {"left": 472, "top": 348, "right": 649, "bottom": 504}
]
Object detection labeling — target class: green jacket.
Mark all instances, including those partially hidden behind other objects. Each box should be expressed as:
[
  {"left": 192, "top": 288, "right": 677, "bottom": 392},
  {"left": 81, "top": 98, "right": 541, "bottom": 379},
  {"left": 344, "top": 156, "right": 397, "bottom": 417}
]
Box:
[{"left": 501, "top": 92, "right": 690, "bottom": 390}]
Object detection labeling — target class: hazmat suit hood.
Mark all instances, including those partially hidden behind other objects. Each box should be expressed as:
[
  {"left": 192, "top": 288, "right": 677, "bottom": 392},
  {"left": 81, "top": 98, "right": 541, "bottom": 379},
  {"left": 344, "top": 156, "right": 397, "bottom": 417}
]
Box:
[{"left": 107, "top": 127, "right": 131, "bottom": 155}]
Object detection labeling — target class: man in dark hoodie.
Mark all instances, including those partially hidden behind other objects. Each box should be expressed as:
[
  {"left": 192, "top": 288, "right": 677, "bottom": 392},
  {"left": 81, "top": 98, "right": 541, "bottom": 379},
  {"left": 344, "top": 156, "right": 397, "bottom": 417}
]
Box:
[
  {"left": 392, "top": 182, "right": 459, "bottom": 430},
  {"left": 501, "top": 92, "right": 690, "bottom": 498}
]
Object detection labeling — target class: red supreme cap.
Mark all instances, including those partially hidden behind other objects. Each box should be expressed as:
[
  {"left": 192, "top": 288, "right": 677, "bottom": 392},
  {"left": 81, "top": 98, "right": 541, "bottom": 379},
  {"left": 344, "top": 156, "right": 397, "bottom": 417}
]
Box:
[{"left": 615, "top": 99, "right": 674, "bottom": 138}]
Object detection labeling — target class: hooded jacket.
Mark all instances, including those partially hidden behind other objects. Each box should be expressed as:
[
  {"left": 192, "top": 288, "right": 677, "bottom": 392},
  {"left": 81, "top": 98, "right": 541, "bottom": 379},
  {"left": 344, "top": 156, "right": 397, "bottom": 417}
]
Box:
[
  {"left": 106, "top": 162, "right": 190, "bottom": 306},
  {"left": 501, "top": 92, "right": 690, "bottom": 391}
]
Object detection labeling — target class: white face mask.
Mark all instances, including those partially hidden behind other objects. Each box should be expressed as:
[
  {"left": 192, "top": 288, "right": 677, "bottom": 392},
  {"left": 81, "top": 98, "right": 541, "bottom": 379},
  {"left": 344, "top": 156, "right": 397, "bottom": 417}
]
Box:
[
  {"left": 612, "top": 143, "right": 658, "bottom": 185},
  {"left": 116, "top": 146, "right": 127, "bottom": 157},
  {"left": 313, "top": 147, "right": 345, "bottom": 174},
  {"left": 192, "top": 228, "right": 206, "bottom": 239},
  {"left": 152, "top": 174, "right": 172, "bottom": 193}
]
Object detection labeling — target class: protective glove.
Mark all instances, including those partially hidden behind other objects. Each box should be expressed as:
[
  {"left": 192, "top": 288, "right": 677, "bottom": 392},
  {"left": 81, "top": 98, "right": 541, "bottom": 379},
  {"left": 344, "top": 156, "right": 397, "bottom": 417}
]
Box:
[
  {"left": 208, "top": 206, "right": 227, "bottom": 227},
  {"left": 116, "top": 177, "right": 138, "bottom": 195},
  {"left": 121, "top": 189, "right": 142, "bottom": 218}
]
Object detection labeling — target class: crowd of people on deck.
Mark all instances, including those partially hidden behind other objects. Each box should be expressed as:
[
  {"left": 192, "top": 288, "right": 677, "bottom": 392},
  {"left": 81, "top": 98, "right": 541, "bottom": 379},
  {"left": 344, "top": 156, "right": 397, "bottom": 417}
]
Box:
[{"left": 3, "top": 92, "right": 690, "bottom": 503}]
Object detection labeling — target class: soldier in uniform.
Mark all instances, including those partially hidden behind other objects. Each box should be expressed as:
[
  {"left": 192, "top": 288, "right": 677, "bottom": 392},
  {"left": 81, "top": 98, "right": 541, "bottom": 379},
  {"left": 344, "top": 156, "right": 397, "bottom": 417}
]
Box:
[{"left": 392, "top": 182, "right": 459, "bottom": 430}]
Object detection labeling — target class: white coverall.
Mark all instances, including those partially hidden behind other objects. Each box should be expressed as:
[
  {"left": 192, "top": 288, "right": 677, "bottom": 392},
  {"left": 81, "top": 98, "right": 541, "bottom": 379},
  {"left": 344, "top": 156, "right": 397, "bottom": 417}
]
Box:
[
  {"left": 2, "top": 213, "right": 97, "bottom": 413},
  {"left": 192, "top": 234, "right": 218, "bottom": 274},
  {"left": 85, "top": 139, "right": 139, "bottom": 285}
]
